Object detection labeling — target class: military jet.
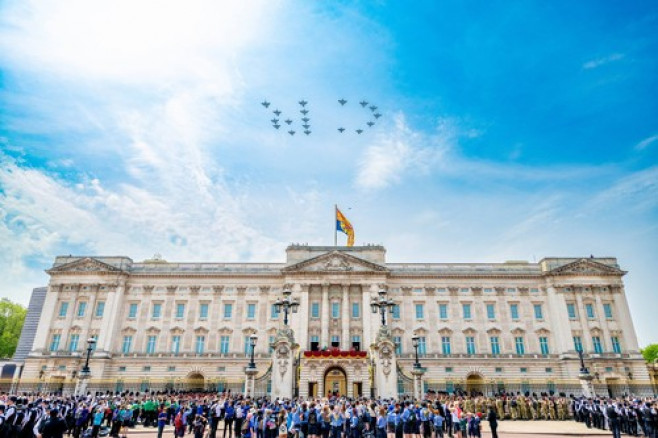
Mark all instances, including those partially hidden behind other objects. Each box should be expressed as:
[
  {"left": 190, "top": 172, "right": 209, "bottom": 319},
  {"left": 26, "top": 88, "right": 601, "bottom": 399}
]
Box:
[
  {"left": 285, "top": 119, "right": 293, "bottom": 125},
  {"left": 288, "top": 130, "right": 296, "bottom": 136},
  {"left": 356, "top": 129, "right": 363, "bottom": 134},
  {"left": 369, "top": 105, "right": 378, "bottom": 112},
  {"left": 273, "top": 109, "right": 282, "bottom": 116},
  {"left": 300, "top": 109, "right": 309, "bottom": 115},
  {"left": 304, "top": 130, "right": 311, "bottom": 135},
  {"left": 273, "top": 124, "right": 281, "bottom": 129},
  {"left": 301, "top": 117, "right": 310, "bottom": 123},
  {"left": 299, "top": 100, "right": 308, "bottom": 107},
  {"left": 374, "top": 113, "right": 382, "bottom": 119},
  {"left": 338, "top": 127, "right": 345, "bottom": 133},
  {"left": 302, "top": 124, "right": 311, "bottom": 129},
  {"left": 271, "top": 118, "right": 279, "bottom": 124},
  {"left": 367, "top": 121, "right": 375, "bottom": 127},
  {"left": 359, "top": 100, "right": 368, "bottom": 107},
  {"left": 338, "top": 99, "right": 347, "bottom": 106},
  {"left": 261, "top": 101, "right": 270, "bottom": 108}
]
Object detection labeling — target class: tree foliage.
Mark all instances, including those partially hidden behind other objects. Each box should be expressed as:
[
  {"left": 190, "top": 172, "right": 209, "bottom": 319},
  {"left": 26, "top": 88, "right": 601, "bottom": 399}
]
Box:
[
  {"left": 641, "top": 344, "right": 658, "bottom": 363},
  {"left": 0, "top": 298, "right": 27, "bottom": 358}
]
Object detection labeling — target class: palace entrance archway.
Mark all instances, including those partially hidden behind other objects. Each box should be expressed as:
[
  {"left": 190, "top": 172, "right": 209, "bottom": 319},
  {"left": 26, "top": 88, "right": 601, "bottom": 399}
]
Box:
[
  {"left": 324, "top": 367, "right": 347, "bottom": 397},
  {"left": 187, "top": 373, "right": 205, "bottom": 391},
  {"left": 466, "top": 373, "right": 485, "bottom": 395}
]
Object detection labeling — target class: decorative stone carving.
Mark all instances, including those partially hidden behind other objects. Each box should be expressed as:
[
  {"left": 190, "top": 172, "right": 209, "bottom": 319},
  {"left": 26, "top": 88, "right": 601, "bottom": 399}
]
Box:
[
  {"left": 189, "top": 286, "right": 200, "bottom": 295},
  {"left": 142, "top": 285, "right": 154, "bottom": 295},
  {"left": 325, "top": 256, "right": 353, "bottom": 271},
  {"left": 166, "top": 286, "right": 177, "bottom": 295},
  {"left": 448, "top": 287, "right": 459, "bottom": 296},
  {"left": 212, "top": 286, "right": 224, "bottom": 295}
]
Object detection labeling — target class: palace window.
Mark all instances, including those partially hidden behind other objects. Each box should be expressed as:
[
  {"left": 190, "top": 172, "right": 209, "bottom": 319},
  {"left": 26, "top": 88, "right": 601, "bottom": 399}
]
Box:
[
  {"left": 530, "top": 288, "right": 539, "bottom": 293},
  {"left": 246, "top": 303, "right": 256, "bottom": 319},
  {"left": 418, "top": 336, "right": 427, "bottom": 356},
  {"left": 534, "top": 304, "right": 543, "bottom": 320},
  {"left": 50, "top": 334, "right": 61, "bottom": 352},
  {"left": 393, "top": 336, "right": 402, "bottom": 355},
  {"left": 310, "top": 336, "right": 319, "bottom": 351},
  {"left": 352, "top": 335, "right": 361, "bottom": 351},
  {"left": 331, "top": 302, "right": 340, "bottom": 318},
  {"left": 486, "top": 304, "right": 495, "bottom": 320},
  {"left": 272, "top": 304, "right": 281, "bottom": 319},
  {"left": 95, "top": 301, "right": 105, "bottom": 318},
  {"left": 539, "top": 336, "right": 549, "bottom": 355},
  {"left": 441, "top": 336, "right": 451, "bottom": 355},
  {"left": 573, "top": 336, "right": 583, "bottom": 352},
  {"left": 415, "top": 304, "right": 424, "bottom": 319},
  {"left": 331, "top": 335, "right": 340, "bottom": 348},
  {"left": 270, "top": 336, "right": 276, "bottom": 353},
  {"left": 604, "top": 304, "right": 613, "bottom": 319},
  {"left": 466, "top": 336, "right": 476, "bottom": 355},
  {"left": 514, "top": 337, "right": 525, "bottom": 355},
  {"left": 462, "top": 303, "right": 471, "bottom": 319},
  {"left": 490, "top": 337, "right": 500, "bottom": 355},
  {"left": 310, "top": 302, "right": 319, "bottom": 318},
  {"left": 223, "top": 303, "right": 233, "bottom": 319},
  {"left": 128, "top": 303, "right": 138, "bottom": 319},
  {"left": 195, "top": 336, "right": 205, "bottom": 354},
  {"left": 439, "top": 304, "right": 448, "bottom": 320},
  {"left": 199, "top": 303, "right": 209, "bottom": 319},
  {"left": 58, "top": 302, "right": 69, "bottom": 317},
  {"left": 146, "top": 335, "right": 157, "bottom": 354},
  {"left": 175, "top": 303, "right": 185, "bottom": 319},
  {"left": 171, "top": 336, "right": 180, "bottom": 354},
  {"left": 244, "top": 336, "right": 252, "bottom": 354},
  {"left": 69, "top": 334, "right": 79, "bottom": 352},
  {"left": 586, "top": 303, "right": 595, "bottom": 319},
  {"left": 592, "top": 336, "right": 603, "bottom": 354},
  {"left": 484, "top": 288, "right": 492, "bottom": 293},
  {"left": 567, "top": 303, "right": 576, "bottom": 319},
  {"left": 122, "top": 336, "right": 132, "bottom": 354},
  {"left": 352, "top": 303, "right": 360, "bottom": 318},
  {"left": 77, "top": 302, "right": 87, "bottom": 318},
  {"left": 392, "top": 305, "right": 401, "bottom": 320},
  {"left": 611, "top": 336, "right": 622, "bottom": 354},
  {"left": 152, "top": 303, "right": 162, "bottom": 319},
  {"left": 510, "top": 304, "right": 519, "bottom": 320},
  {"left": 220, "top": 336, "right": 230, "bottom": 354}
]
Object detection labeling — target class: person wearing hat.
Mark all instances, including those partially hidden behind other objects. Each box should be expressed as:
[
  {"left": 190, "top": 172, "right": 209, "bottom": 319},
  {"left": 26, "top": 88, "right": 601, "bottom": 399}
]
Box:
[{"left": 39, "top": 408, "right": 67, "bottom": 438}]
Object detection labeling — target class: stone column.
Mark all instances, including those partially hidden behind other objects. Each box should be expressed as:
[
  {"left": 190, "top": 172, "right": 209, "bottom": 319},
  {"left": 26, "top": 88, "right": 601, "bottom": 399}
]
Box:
[
  {"left": 34, "top": 284, "right": 62, "bottom": 352},
  {"left": 574, "top": 292, "right": 592, "bottom": 352},
  {"left": 373, "top": 327, "right": 398, "bottom": 399},
  {"left": 82, "top": 285, "right": 98, "bottom": 341},
  {"left": 612, "top": 285, "right": 640, "bottom": 353},
  {"left": 99, "top": 281, "right": 126, "bottom": 355},
  {"left": 321, "top": 284, "right": 330, "bottom": 348},
  {"left": 362, "top": 285, "right": 375, "bottom": 348},
  {"left": 244, "top": 367, "right": 258, "bottom": 398},
  {"left": 594, "top": 293, "right": 611, "bottom": 352},
  {"left": 298, "top": 284, "right": 310, "bottom": 351},
  {"left": 341, "top": 285, "right": 350, "bottom": 349},
  {"left": 545, "top": 285, "right": 572, "bottom": 354},
  {"left": 271, "top": 328, "right": 296, "bottom": 400},
  {"left": 579, "top": 372, "right": 595, "bottom": 398}
]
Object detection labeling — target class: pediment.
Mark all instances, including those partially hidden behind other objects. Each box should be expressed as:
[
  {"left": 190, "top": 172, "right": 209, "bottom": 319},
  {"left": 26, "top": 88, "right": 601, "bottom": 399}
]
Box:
[
  {"left": 282, "top": 251, "right": 388, "bottom": 273},
  {"left": 549, "top": 259, "right": 625, "bottom": 276},
  {"left": 47, "top": 257, "right": 123, "bottom": 275}
]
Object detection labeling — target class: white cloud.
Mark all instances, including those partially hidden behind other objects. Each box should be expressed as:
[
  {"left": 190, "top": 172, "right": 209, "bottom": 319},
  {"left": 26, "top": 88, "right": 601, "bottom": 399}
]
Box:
[
  {"left": 582, "top": 53, "right": 625, "bottom": 69},
  {"left": 634, "top": 134, "right": 658, "bottom": 151}
]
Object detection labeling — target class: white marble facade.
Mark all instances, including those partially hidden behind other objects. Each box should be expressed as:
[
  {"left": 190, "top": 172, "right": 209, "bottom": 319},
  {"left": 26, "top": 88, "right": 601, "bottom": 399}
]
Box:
[{"left": 20, "top": 245, "right": 652, "bottom": 397}]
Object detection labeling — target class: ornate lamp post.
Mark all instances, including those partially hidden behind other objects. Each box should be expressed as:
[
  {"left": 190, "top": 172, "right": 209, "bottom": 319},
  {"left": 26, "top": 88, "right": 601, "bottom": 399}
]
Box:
[
  {"left": 274, "top": 289, "right": 300, "bottom": 326},
  {"left": 248, "top": 335, "right": 258, "bottom": 369},
  {"left": 76, "top": 337, "right": 96, "bottom": 395},
  {"left": 370, "top": 290, "right": 395, "bottom": 326},
  {"left": 577, "top": 348, "right": 595, "bottom": 398},
  {"left": 578, "top": 349, "right": 589, "bottom": 374},
  {"left": 412, "top": 335, "right": 421, "bottom": 369}
]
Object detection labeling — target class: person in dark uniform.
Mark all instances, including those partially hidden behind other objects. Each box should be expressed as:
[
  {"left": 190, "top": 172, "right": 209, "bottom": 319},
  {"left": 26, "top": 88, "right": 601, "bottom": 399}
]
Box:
[
  {"left": 486, "top": 407, "right": 498, "bottom": 438},
  {"left": 41, "top": 408, "right": 68, "bottom": 438}
]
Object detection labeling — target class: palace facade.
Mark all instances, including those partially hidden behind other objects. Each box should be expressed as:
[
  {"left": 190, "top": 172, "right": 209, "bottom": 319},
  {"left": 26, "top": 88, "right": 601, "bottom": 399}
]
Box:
[{"left": 18, "top": 245, "right": 653, "bottom": 397}]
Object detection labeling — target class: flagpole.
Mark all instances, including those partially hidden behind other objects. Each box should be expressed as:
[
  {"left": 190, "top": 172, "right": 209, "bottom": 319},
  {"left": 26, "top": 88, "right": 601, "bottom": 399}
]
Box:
[{"left": 334, "top": 204, "right": 337, "bottom": 247}]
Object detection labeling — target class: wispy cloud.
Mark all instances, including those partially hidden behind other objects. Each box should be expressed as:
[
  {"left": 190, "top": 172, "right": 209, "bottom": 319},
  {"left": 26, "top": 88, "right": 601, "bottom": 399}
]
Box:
[
  {"left": 634, "top": 134, "right": 658, "bottom": 151},
  {"left": 582, "top": 53, "right": 625, "bottom": 69}
]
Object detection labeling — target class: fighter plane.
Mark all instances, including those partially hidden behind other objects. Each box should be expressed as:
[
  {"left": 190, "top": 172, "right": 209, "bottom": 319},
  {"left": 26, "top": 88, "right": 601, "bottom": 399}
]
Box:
[
  {"left": 338, "top": 99, "right": 347, "bottom": 106},
  {"left": 300, "top": 109, "right": 309, "bottom": 115},
  {"left": 271, "top": 118, "right": 279, "bottom": 124},
  {"left": 356, "top": 129, "right": 363, "bottom": 134},
  {"left": 302, "top": 124, "right": 310, "bottom": 129},
  {"left": 301, "top": 117, "right": 310, "bottom": 123},
  {"left": 299, "top": 100, "right": 308, "bottom": 107},
  {"left": 285, "top": 119, "right": 293, "bottom": 125},
  {"left": 273, "top": 124, "right": 281, "bottom": 129},
  {"left": 261, "top": 101, "right": 270, "bottom": 108},
  {"left": 273, "top": 109, "right": 282, "bottom": 116},
  {"left": 374, "top": 113, "right": 381, "bottom": 119},
  {"left": 338, "top": 127, "right": 345, "bottom": 133},
  {"left": 304, "top": 130, "right": 311, "bottom": 135},
  {"left": 367, "top": 121, "right": 375, "bottom": 127},
  {"left": 359, "top": 100, "right": 368, "bottom": 107},
  {"left": 288, "top": 130, "right": 296, "bottom": 136},
  {"left": 369, "top": 105, "right": 378, "bottom": 112}
]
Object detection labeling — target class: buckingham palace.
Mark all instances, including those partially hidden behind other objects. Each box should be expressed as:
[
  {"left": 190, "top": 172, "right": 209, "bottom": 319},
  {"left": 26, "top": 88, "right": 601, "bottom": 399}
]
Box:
[{"left": 13, "top": 244, "right": 653, "bottom": 398}]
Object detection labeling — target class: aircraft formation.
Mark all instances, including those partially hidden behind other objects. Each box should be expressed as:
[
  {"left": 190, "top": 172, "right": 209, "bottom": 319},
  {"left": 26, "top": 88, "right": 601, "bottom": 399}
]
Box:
[{"left": 260, "top": 98, "right": 382, "bottom": 136}]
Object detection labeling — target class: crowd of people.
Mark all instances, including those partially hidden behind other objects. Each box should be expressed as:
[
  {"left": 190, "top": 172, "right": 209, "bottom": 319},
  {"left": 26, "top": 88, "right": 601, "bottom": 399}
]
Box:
[{"left": 0, "top": 390, "right": 656, "bottom": 438}]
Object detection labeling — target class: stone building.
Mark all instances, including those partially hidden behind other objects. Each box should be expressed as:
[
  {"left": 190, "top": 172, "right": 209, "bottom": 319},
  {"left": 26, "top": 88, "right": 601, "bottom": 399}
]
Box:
[{"left": 17, "top": 245, "right": 653, "bottom": 397}]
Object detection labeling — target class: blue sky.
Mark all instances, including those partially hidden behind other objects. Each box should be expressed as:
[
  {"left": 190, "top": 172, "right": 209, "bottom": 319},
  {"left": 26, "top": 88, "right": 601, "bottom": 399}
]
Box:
[{"left": 1, "top": 0, "right": 657, "bottom": 345}]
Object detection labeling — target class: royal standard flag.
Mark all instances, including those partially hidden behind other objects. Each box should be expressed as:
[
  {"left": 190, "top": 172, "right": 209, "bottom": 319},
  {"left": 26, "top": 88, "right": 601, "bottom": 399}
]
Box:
[{"left": 336, "top": 207, "right": 355, "bottom": 246}]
